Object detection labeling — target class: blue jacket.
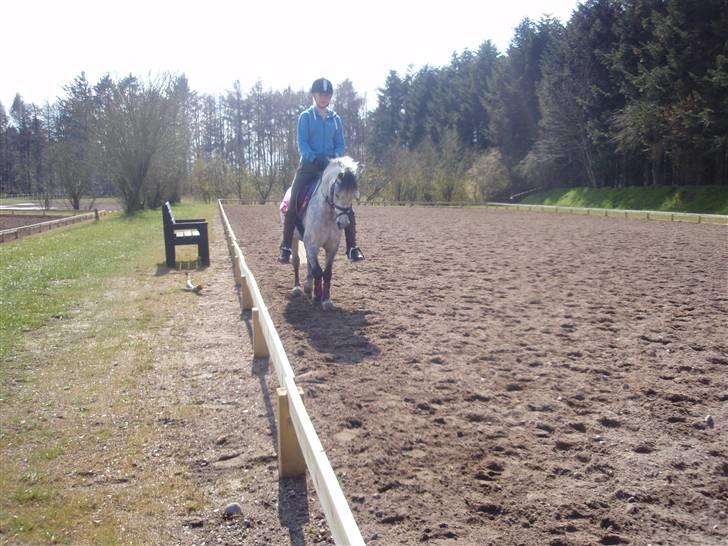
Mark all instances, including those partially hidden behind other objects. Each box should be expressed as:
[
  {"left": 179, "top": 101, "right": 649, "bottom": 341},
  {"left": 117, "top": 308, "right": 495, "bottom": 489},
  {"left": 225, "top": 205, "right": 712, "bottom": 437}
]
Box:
[{"left": 297, "top": 105, "right": 345, "bottom": 163}]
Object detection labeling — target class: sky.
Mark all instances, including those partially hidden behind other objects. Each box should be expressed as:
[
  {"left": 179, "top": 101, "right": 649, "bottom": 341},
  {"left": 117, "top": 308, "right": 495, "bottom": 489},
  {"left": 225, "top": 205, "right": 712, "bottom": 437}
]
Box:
[{"left": 2, "top": 0, "right": 580, "bottom": 111}]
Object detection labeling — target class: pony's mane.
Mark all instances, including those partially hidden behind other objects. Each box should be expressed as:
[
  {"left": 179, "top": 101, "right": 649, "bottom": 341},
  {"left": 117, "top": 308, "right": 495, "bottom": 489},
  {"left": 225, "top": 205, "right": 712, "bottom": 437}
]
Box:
[{"left": 323, "top": 156, "right": 359, "bottom": 191}]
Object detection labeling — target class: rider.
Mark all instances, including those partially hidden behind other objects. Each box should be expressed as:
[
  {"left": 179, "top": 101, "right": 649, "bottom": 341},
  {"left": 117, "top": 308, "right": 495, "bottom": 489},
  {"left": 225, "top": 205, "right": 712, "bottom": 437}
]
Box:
[{"left": 277, "top": 77, "right": 365, "bottom": 264}]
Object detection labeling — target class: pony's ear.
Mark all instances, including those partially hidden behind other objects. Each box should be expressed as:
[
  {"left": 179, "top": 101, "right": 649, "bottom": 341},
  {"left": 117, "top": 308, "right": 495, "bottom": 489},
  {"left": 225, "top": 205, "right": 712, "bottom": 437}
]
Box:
[{"left": 356, "top": 163, "right": 365, "bottom": 175}]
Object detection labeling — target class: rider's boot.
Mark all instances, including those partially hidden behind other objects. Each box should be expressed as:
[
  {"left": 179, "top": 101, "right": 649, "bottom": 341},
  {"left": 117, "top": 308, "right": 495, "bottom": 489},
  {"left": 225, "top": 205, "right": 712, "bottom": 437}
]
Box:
[
  {"left": 277, "top": 209, "right": 296, "bottom": 263},
  {"left": 344, "top": 211, "right": 365, "bottom": 262}
]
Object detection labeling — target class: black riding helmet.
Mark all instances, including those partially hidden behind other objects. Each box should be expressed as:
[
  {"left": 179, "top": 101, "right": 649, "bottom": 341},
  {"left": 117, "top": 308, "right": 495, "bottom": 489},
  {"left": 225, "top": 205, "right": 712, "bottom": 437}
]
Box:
[{"left": 310, "top": 78, "right": 334, "bottom": 95}]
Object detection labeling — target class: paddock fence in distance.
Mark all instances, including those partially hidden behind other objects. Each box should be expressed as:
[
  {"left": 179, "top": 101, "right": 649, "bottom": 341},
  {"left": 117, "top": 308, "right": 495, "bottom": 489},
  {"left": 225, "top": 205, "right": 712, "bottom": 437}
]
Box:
[
  {"left": 0, "top": 210, "right": 113, "bottom": 243},
  {"left": 217, "top": 198, "right": 727, "bottom": 225}
]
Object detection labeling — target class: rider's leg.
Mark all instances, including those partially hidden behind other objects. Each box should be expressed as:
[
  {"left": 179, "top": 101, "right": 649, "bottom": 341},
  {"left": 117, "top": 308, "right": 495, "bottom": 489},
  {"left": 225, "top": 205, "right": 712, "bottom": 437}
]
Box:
[
  {"left": 277, "top": 209, "right": 297, "bottom": 263},
  {"left": 278, "top": 162, "right": 320, "bottom": 263},
  {"left": 344, "top": 210, "right": 365, "bottom": 262}
]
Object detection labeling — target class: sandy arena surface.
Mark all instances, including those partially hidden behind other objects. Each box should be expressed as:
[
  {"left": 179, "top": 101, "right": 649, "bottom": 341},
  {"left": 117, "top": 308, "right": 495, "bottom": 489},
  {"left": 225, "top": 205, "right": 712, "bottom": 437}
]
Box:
[{"left": 221, "top": 204, "right": 727, "bottom": 545}]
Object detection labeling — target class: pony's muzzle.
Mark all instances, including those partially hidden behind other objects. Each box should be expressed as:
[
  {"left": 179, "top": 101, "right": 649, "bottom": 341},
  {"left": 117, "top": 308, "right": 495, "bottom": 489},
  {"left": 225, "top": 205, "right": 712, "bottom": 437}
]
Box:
[{"left": 336, "top": 215, "right": 350, "bottom": 230}]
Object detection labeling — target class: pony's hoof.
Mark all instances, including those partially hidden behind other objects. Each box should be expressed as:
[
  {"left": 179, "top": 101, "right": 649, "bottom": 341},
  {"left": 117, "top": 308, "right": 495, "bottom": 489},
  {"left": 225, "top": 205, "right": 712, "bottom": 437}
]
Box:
[
  {"left": 290, "top": 286, "right": 303, "bottom": 298},
  {"left": 321, "top": 299, "right": 336, "bottom": 311}
]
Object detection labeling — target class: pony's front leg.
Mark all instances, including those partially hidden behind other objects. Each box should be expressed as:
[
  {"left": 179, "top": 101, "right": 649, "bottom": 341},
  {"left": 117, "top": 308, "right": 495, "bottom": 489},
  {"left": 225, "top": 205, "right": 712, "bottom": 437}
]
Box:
[
  {"left": 303, "top": 242, "right": 321, "bottom": 301},
  {"left": 310, "top": 261, "right": 323, "bottom": 301},
  {"left": 303, "top": 263, "right": 313, "bottom": 297},
  {"left": 321, "top": 253, "right": 336, "bottom": 311}
]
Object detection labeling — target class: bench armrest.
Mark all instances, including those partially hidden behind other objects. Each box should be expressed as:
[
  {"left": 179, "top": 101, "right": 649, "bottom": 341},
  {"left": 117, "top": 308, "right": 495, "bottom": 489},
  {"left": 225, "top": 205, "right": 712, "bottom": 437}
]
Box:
[{"left": 173, "top": 220, "right": 207, "bottom": 229}]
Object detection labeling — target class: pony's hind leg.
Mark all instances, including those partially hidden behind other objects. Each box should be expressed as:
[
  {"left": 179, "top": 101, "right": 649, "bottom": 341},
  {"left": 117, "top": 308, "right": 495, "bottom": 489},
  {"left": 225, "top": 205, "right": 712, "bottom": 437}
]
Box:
[
  {"left": 290, "top": 238, "right": 303, "bottom": 297},
  {"left": 303, "top": 273, "right": 313, "bottom": 296},
  {"left": 290, "top": 254, "right": 303, "bottom": 297}
]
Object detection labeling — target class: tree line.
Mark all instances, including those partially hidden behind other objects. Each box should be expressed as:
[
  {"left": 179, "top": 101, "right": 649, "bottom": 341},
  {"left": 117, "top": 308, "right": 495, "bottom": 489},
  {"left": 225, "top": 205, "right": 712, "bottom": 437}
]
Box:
[
  {"left": 2, "top": 0, "right": 726, "bottom": 211},
  {"left": 0, "top": 73, "right": 370, "bottom": 212},
  {"left": 370, "top": 0, "right": 727, "bottom": 201}
]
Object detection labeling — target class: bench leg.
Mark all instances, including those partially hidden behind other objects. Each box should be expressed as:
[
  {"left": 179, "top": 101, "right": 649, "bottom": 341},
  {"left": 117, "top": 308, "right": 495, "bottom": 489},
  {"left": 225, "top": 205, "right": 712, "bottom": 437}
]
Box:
[
  {"left": 199, "top": 233, "right": 210, "bottom": 266},
  {"left": 165, "top": 238, "right": 176, "bottom": 267}
]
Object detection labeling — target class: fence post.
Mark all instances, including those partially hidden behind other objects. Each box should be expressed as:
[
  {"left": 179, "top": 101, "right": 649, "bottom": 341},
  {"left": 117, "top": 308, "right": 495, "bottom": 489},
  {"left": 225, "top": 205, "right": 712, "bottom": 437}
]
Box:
[
  {"left": 277, "top": 386, "right": 307, "bottom": 478},
  {"left": 252, "top": 307, "right": 269, "bottom": 359},
  {"left": 241, "top": 275, "right": 253, "bottom": 311},
  {"left": 233, "top": 249, "right": 241, "bottom": 286}
]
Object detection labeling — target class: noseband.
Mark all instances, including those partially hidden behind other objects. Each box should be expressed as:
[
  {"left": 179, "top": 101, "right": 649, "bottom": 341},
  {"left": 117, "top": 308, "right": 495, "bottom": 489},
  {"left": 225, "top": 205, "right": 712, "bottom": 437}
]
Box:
[{"left": 325, "top": 175, "right": 353, "bottom": 222}]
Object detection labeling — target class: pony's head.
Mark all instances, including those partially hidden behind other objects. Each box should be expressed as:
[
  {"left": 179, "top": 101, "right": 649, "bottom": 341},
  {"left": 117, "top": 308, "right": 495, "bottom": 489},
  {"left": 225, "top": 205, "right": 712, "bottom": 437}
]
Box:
[{"left": 322, "top": 156, "right": 360, "bottom": 229}]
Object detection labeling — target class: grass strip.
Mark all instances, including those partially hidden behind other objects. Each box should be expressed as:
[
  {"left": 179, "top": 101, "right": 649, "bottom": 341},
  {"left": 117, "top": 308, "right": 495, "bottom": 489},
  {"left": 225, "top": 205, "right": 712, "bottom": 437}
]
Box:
[
  {"left": 0, "top": 202, "right": 214, "bottom": 544},
  {"left": 521, "top": 185, "right": 728, "bottom": 214},
  {"left": 0, "top": 203, "right": 211, "bottom": 361}
]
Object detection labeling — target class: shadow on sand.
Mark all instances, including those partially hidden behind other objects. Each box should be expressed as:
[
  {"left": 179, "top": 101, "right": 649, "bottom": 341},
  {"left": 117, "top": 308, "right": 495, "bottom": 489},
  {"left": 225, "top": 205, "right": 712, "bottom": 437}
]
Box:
[
  {"left": 283, "top": 295, "right": 380, "bottom": 364},
  {"left": 243, "top": 317, "right": 310, "bottom": 546},
  {"left": 154, "top": 259, "right": 207, "bottom": 276}
]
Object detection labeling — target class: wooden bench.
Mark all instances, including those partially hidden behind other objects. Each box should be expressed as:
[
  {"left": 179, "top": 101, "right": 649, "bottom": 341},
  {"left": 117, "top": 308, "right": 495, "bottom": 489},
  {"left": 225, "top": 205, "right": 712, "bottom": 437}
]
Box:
[{"left": 162, "top": 201, "right": 210, "bottom": 267}]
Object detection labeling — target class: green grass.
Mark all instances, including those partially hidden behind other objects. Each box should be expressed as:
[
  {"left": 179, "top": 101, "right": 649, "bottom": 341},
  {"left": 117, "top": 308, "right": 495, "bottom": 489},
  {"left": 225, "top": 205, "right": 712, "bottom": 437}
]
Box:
[
  {"left": 520, "top": 185, "right": 728, "bottom": 214},
  {"left": 0, "top": 201, "right": 213, "bottom": 544},
  {"left": 0, "top": 202, "right": 212, "bottom": 361}
]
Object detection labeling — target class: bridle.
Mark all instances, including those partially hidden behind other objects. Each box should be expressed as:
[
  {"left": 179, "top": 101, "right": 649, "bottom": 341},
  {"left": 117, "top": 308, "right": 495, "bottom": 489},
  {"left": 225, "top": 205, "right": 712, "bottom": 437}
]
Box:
[{"left": 324, "top": 172, "right": 354, "bottom": 222}]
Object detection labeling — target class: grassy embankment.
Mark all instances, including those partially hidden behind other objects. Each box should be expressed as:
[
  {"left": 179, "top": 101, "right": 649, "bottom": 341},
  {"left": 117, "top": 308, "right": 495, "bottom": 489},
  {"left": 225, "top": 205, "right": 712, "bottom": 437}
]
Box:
[
  {"left": 520, "top": 185, "right": 728, "bottom": 215},
  {"left": 0, "top": 203, "right": 214, "bottom": 544}
]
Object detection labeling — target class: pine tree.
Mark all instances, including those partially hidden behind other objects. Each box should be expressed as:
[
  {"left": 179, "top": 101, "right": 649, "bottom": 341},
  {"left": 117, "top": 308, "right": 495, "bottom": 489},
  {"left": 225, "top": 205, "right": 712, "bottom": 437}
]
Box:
[
  {"left": 534, "top": 0, "right": 623, "bottom": 188},
  {"left": 486, "top": 17, "right": 563, "bottom": 171},
  {"left": 368, "top": 70, "right": 409, "bottom": 162},
  {"left": 54, "top": 72, "right": 95, "bottom": 209}
]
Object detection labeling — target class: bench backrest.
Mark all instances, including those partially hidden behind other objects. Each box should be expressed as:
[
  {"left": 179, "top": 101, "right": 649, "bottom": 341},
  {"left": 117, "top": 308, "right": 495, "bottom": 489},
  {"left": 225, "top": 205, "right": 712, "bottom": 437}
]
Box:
[{"left": 162, "top": 201, "right": 175, "bottom": 227}]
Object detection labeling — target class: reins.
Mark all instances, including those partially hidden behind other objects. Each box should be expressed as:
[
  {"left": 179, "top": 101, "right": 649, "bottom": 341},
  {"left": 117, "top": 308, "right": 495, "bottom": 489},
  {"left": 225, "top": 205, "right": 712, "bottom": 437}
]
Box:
[{"left": 323, "top": 171, "right": 353, "bottom": 221}]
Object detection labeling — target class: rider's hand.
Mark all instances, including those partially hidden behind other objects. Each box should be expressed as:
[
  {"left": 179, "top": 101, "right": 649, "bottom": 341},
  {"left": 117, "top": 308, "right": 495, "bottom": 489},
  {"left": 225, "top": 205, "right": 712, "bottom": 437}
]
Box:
[{"left": 314, "top": 155, "right": 329, "bottom": 171}]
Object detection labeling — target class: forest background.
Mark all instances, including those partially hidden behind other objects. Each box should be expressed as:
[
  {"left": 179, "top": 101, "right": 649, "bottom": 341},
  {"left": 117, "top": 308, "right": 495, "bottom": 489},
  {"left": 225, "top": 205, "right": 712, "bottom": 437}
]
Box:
[{"left": 1, "top": 0, "right": 726, "bottom": 213}]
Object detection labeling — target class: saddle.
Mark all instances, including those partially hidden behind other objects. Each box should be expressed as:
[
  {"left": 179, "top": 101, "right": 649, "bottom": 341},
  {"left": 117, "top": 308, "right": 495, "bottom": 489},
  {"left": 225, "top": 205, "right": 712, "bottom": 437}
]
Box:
[{"left": 294, "top": 181, "right": 316, "bottom": 216}]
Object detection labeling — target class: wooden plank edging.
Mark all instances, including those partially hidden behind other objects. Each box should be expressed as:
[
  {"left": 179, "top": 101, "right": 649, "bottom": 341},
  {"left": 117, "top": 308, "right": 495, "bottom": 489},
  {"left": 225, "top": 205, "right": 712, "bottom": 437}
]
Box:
[{"left": 0, "top": 210, "right": 109, "bottom": 242}]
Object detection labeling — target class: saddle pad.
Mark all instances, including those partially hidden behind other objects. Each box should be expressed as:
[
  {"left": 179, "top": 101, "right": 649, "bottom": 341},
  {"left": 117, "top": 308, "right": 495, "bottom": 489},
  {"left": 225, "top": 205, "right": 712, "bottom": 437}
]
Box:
[{"left": 279, "top": 178, "right": 319, "bottom": 216}]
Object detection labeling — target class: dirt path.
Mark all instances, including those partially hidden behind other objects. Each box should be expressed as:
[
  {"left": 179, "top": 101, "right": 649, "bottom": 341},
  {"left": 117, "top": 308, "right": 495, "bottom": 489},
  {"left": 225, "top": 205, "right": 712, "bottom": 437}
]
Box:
[
  {"left": 222, "top": 204, "right": 727, "bottom": 546},
  {"left": 152, "top": 217, "right": 332, "bottom": 545},
  {"left": 1, "top": 213, "right": 332, "bottom": 545}
]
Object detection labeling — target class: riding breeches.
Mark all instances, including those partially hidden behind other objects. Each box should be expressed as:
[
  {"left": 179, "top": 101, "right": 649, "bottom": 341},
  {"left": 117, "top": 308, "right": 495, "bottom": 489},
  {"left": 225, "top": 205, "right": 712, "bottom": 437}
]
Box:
[
  {"left": 288, "top": 162, "right": 322, "bottom": 219},
  {"left": 281, "top": 162, "right": 322, "bottom": 249}
]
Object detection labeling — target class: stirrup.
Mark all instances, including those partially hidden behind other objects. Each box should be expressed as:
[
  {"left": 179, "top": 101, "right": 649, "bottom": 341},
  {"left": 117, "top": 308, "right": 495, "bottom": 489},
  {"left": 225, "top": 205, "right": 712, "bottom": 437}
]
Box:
[
  {"left": 277, "top": 247, "right": 292, "bottom": 263},
  {"left": 347, "top": 246, "right": 365, "bottom": 262}
]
